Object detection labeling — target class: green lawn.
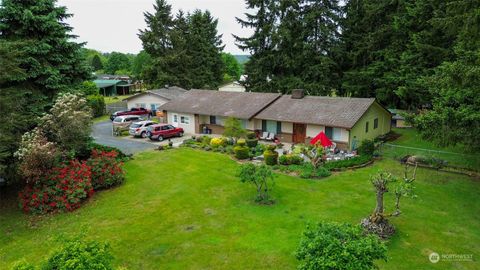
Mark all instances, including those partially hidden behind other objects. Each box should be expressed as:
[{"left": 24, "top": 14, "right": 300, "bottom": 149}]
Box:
[
  {"left": 383, "top": 128, "right": 480, "bottom": 170},
  {"left": 1, "top": 149, "right": 479, "bottom": 269},
  {"left": 104, "top": 94, "right": 135, "bottom": 105}
]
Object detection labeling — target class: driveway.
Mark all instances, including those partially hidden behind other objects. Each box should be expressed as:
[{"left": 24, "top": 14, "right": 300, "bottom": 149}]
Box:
[{"left": 92, "top": 121, "right": 186, "bottom": 155}]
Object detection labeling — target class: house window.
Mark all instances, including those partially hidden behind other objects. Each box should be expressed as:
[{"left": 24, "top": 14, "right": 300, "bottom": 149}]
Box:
[
  {"left": 210, "top": 115, "right": 216, "bottom": 125},
  {"left": 333, "top": 128, "right": 342, "bottom": 141},
  {"left": 365, "top": 122, "right": 369, "bottom": 133},
  {"left": 181, "top": 116, "right": 190, "bottom": 124},
  {"left": 325, "top": 127, "right": 333, "bottom": 139},
  {"left": 276, "top": 122, "right": 282, "bottom": 134},
  {"left": 262, "top": 120, "right": 267, "bottom": 132},
  {"left": 374, "top": 118, "right": 379, "bottom": 129},
  {"left": 173, "top": 114, "right": 178, "bottom": 123}
]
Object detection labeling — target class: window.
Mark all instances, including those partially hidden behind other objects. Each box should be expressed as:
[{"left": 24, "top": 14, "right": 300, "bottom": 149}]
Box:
[
  {"left": 333, "top": 128, "right": 342, "bottom": 141},
  {"left": 161, "top": 125, "right": 169, "bottom": 130},
  {"left": 210, "top": 115, "right": 216, "bottom": 125},
  {"left": 325, "top": 127, "right": 333, "bottom": 139},
  {"left": 276, "top": 121, "right": 282, "bottom": 134},
  {"left": 374, "top": 118, "right": 379, "bottom": 129},
  {"left": 181, "top": 116, "right": 190, "bottom": 124},
  {"left": 173, "top": 114, "right": 178, "bottom": 123},
  {"left": 135, "top": 103, "right": 146, "bottom": 109},
  {"left": 365, "top": 121, "right": 369, "bottom": 133},
  {"left": 167, "top": 125, "right": 175, "bottom": 130}
]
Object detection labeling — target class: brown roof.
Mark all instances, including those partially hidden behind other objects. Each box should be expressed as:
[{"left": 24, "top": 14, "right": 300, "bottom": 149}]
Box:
[
  {"left": 124, "top": 86, "right": 187, "bottom": 101},
  {"left": 159, "top": 90, "right": 281, "bottom": 119},
  {"left": 256, "top": 95, "right": 377, "bottom": 129}
]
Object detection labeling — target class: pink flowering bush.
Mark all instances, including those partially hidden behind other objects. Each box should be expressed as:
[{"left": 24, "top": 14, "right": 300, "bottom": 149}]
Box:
[
  {"left": 19, "top": 160, "right": 94, "bottom": 214},
  {"left": 87, "top": 150, "right": 125, "bottom": 190}
]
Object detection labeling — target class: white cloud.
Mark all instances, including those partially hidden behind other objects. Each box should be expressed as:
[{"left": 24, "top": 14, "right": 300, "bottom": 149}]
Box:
[{"left": 58, "top": 0, "right": 253, "bottom": 55}]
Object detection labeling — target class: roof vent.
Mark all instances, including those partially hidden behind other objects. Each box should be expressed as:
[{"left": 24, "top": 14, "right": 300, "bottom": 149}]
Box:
[{"left": 291, "top": 89, "right": 305, "bottom": 99}]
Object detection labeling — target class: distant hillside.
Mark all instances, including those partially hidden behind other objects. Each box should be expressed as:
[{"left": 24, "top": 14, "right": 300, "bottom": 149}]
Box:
[{"left": 234, "top": 55, "right": 250, "bottom": 64}]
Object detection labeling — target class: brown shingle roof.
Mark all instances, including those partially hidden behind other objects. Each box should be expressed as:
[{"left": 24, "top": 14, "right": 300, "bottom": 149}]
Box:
[
  {"left": 159, "top": 90, "right": 281, "bottom": 119},
  {"left": 256, "top": 95, "right": 376, "bottom": 129}
]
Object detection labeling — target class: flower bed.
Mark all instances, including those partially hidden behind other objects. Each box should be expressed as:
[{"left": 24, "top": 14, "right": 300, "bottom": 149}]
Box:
[{"left": 324, "top": 155, "right": 373, "bottom": 171}]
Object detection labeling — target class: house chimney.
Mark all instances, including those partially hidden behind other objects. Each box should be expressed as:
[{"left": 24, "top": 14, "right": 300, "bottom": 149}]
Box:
[{"left": 291, "top": 89, "right": 305, "bottom": 99}]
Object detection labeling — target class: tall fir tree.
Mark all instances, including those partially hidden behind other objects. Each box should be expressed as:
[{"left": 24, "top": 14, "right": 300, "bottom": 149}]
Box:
[
  {"left": 0, "top": 0, "right": 91, "bottom": 95},
  {"left": 91, "top": 54, "right": 104, "bottom": 71}
]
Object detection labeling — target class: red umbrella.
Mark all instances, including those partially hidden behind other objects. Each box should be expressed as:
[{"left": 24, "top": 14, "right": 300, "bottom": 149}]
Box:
[{"left": 310, "top": 131, "right": 333, "bottom": 147}]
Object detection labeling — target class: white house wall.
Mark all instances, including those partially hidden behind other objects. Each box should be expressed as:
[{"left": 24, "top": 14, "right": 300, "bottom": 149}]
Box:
[{"left": 168, "top": 111, "right": 196, "bottom": 134}]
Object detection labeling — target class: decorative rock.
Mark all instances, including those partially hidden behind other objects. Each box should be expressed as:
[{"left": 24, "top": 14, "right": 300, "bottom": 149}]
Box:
[{"left": 360, "top": 217, "right": 396, "bottom": 239}]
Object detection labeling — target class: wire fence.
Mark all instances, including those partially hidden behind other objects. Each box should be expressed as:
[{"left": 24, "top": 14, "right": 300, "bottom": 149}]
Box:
[
  {"left": 105, "top": 101, "right": 128, "bottom": 114},
  {"left": 378, "top": 143, "right": 480, "bottom": 171}
]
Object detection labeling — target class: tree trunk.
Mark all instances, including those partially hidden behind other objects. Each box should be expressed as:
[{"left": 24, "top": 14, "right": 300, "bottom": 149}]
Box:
[{"left": 371, "top": 190, "right": 385, "bottom": 223}]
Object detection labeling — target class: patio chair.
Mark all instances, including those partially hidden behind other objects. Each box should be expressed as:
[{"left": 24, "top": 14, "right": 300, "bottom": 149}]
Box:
[
  {"left": 260, "top": 132, "right": 269, "bottom": 140},
  {"left": 266, "top": 133, "right": 275, "bottom": 141}
]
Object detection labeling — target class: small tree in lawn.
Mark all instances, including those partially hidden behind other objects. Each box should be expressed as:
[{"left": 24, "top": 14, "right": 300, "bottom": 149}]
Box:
[
  {"left": 361, "top": 164, "right": 417, "bottom": 238},
  {"left": 302, "top": 143, "right": 325, "bottom": 169},
  {"left": 296, "top": 222, "right": 387, "bottom": 270},
  {"left": 238, "top": 163, "right": 275, "bottom": 204},
  {"left": 223, "top": 117, "right": 246, "bottom": 142}
]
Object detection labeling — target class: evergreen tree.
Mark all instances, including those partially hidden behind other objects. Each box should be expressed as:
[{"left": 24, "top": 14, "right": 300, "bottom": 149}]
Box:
[
  {"left": 0, "top": 0, "right": 91, "bottom": 95},
  {"left": 132, "top": 50, "right": 152, "bottom": 79},
  {"left": 222, "top": 53, "right": 242, "bottom": 82},
  {"left": 235, "top": 0, "right": 279, "bottom": 92},
  {"left": 91, "top": 54, "right": 104, "bottom": 71},
  {"left": 105, "top": 52, "right": 131, "bottom": 75},
  {"left": 169, "top": 10, "right": 193, "bottom": 88},
  {"left": 186, "top": 10, "right": 225, "bottom": 89}
]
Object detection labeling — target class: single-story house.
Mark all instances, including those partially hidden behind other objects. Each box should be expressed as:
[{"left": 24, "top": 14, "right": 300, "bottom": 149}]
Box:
[
  {"left": 123, "top": 86, "right": 187, "bottom": 113},
  {"left": 388, "top": 109, "right": 412, "bottom": 128},
  {"left": 93, "top": 80, "right": 132, "bottom": 96},
  {"left": 218, "top": 81, "right": 246, "bottom": 92},
  {"left": 159, "top": 89, "right": 391, "bottom": 150}
]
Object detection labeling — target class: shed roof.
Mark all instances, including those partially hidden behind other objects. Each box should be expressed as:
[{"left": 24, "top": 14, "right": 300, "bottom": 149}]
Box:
[
  {"left": 93, "top": 80, "right": 128, "bottom": 88},
  {"left": 256, "top": 95, "right": 377, "bottom": 129},
  {"left": 124, "top": 86, "right": 187, "bottom": 102},
  {"left": 159, "top": 90, "right": 281, "bottom": 119}
]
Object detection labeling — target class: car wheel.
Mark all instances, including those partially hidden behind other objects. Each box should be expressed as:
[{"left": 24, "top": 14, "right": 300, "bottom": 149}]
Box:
[
  {"left": 178, "top": 131, "right": 184, "bottom": 137},
  {"left": 141, "top": 131, "right": 147, "bottom": 138},
  {"left": 158, "top": 136, "right": 164, "bottom": 142}
]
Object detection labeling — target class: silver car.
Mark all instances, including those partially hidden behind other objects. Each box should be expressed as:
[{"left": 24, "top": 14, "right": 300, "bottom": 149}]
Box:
[{"left": 129, "top": 120, "right": 156, "bottom": 138}]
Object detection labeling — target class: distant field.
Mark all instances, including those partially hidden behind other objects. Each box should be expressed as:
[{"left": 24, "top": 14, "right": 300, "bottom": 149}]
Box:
[{"left": 381, "top": 128, "right": 479, "bottom": 170}]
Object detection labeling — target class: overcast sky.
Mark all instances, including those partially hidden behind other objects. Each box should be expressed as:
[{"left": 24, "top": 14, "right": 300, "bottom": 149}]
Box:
[{"left": 57, "top": 0, "right": 252, "bottom": 55}]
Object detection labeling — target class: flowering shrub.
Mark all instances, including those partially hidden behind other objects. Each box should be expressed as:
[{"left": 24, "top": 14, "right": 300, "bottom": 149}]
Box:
[
  {"left": 210, "top": 137, "right": 227, "bottom": 147},
  {"left": 14, "top": 128, "right": 59, "bottom": 183},
  {"left": 87, "top": 150, "right": 125, "bottom": 190},
  {"left": 19, "top": 160, "right": 93, "bottom": 214}
]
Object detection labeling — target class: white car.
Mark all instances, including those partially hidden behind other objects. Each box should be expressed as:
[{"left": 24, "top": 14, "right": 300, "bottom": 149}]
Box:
[
  {"left": 129, "top": 120, "right": 156, "bottom": 138},
  {"left": 112, "top": 115, "right": 143, "bottom": 129}
]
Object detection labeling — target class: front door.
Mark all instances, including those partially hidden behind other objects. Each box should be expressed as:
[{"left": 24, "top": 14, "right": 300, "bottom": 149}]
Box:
[{"left": 292, "top": 123, "right": 306, "bottom": 143}]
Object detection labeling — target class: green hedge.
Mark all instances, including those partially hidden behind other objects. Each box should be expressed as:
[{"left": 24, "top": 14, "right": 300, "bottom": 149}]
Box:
[
  {"left": 279, "top": 154, "right": 304, "bottom": 165},
  {"left": 264, "top": 150, "right": 279, "bottom": 165},
  {"left": 234, "top": 145, "right": 250, "bottom": 160},
  {"left": 87, "top": 94, "right": 105, "bottom": 117},
  {"left": 324, "top": 155, "right": 372, "bottom": 170}
]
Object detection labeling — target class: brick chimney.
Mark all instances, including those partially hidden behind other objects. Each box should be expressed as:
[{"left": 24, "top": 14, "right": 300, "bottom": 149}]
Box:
[{"left": 291, "top": 89, "right": 305, "bottom": 99}]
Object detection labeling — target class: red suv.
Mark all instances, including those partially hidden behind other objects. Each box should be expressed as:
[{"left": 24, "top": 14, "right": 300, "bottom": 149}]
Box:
[
  {"left": 146, "top": 124, "right": 184, "bottom": 141},
  {"left": 110, "top": 108, "right": 150, "bottom": 120}
]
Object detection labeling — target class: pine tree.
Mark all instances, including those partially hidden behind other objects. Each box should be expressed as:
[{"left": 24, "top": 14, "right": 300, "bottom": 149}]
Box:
[
  {"left": 234, "top": 0, "right": 279, "bottom": 92},
  {"left": 0, "top": 0, "right": 91, "bottom": 95},
  {"left": 186, "top": 10, "right": 225, "bottom": 89},
  {"left": 91, "top": 54, "right": 104, "bottom": 71}
]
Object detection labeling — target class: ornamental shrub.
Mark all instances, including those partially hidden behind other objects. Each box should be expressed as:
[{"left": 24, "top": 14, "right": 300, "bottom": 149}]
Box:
[
  {"left": 236, "top": 138, "right": 247, "bottom": 147},
  {"left": 87, "top": 150, "right": 125, "bottom": 190},
  {"left": 234, "top": 144, "right": 250, "bottom": 160},
  {"left": 19, "top": 160, "right": 93, "bottom": 214},
  {"left": 279, "top": 154, "right": 304, "bottom": 165},
  {"left": 263, "top": 149, "right": 279, "bottom": 165},
  {"left": 358, "top": 139, "right": 375, "bottom": 156},
  {"left": 296, "top": 222, "right": 387, "bottom": 270},
  {"left": 324, "top": 155, "right": 372, "bottom": 170},
  {"left": 299, "top": 164, "right": 331, "bottom": 179},
  {"left": 43, "top": 239, "right": 114, "bottom": 270},
  {"left": 210, "top": 137, "right": 227, "bottom": 147},
  {"left": 86, "top": 94, "right": 106, "bottom": 117},
  {"left": 245, "top": 132, "right": 258, "bottom": 147}
]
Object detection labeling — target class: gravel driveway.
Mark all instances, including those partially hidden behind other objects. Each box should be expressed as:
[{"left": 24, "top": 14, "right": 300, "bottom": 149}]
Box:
[{"left": 92, "top": 121, "right": 186, "bottom": 155}]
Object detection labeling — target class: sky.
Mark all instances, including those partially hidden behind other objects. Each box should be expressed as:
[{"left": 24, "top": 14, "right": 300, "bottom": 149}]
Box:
[{"left": 57, "top": 0, "right": 252, "bottom": 55}]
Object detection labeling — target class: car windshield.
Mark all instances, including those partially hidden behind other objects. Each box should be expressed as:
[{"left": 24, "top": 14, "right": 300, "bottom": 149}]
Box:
[
  {"left": 113, "top": 118, "right": 122, "bottom": 123},
  {"left": 130, "top": 123, "right": 142, "bottom": 128}
]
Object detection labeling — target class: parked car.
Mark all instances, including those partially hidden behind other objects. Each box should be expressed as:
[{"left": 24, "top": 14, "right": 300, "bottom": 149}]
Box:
[
  {"left": 112, "top": 115, "right": 143, "bottom": 129},
  {"left": 110, "top": 108, "right": 150, "bottom": 120},
  {"left": 129, "top": 121, "right": 156, "bottom": 138},
  {"left": 146, "top": 124, "right": 184, "bottom": 141}
]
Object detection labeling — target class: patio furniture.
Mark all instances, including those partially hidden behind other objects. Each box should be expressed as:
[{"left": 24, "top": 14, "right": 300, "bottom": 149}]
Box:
[
  {"left": 266, "top": 133, "right": 275, "bottom": 141},
  {"left": 260, "top": 132, "right": 269, "bottom": 140}
]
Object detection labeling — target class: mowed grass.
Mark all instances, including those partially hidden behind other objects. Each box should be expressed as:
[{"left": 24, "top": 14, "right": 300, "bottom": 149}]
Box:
[
  {"left": 384, "top": 128, "right": 480, "bottom": 170},
  {"left": 0, "top": 148, "right": 479, "bottom": 269}
]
